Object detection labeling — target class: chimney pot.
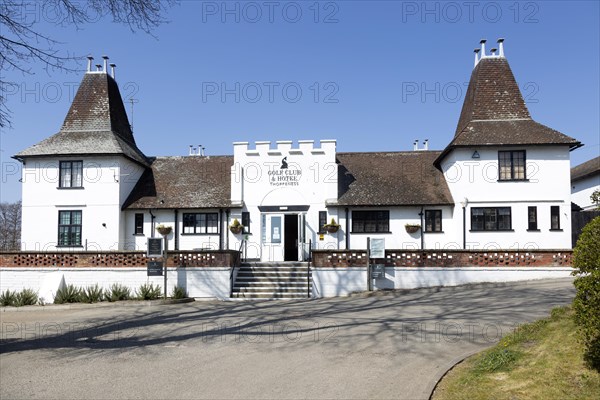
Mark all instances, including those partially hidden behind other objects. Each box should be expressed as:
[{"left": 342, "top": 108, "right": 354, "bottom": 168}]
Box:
[
  {"left": 95, "top": 64, "right": 102, "bottom": 71},
  {"left": 479, "top": 39, "right": 487, "bottom": 57},
  {"left": 109, "top": 63, "right": 116, "bottom": 79},
  {"left": 474, "top": 48, "right": 480, "bottom": 67},
  {"left": 497, "top": 38, "right": 505, "bottom": 57},
  {"left": 102, "top": 55, "right": 108, "bottom": 73},
  {"left": 86, "top": 56, "right": 94, "bottom": 72},
  {"left": 491, "top": 48, "right": 497, "bottom": 56}
]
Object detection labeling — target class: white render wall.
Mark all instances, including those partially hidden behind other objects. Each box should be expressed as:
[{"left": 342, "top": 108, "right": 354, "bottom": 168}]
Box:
[
  {"left": 123, "top": 209, "right": 223, "bottom": 251},
  {"left": 0, "top": 267, "right": 230, "bottom": 302},
  {"left": 311, "top": 267, "right": 573, "bottom": 297},
  {"left": 1, "top": 267, "right": 572, "bottom": 301},
  {"left": 440, "top": 146, "right": 573, "bottom": 249},
  {"left": 21, "top": 156, "right": 144, "bottom": 251},
  {"left": 571, "top": 174, "right": 600, "bottom": 210}
]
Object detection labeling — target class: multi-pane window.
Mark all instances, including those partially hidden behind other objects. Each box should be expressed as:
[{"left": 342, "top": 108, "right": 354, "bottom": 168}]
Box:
[
  {"left": 425, "top": 210, "right": 442, "bottom": 232},
  {"left": 550, "top": 206, "right": 560, "bottom": 230},
  {"left": 471, "top": 207, "right": 512, "bottom": 231},
  {"left": 528, "top": 206, "right": 538, "bottom": 230},
  {"left": 242, "top": 211, "right": 250, "bottom": 234},
  {"left": 59, "top": 161, "right": 83, "bottom": 188},
  {"left": 352, "top": 211, "right": 389, "bottom": 233},
  {"left": 58, "top": 210, "right": 82, "bottom": 246},
  {"left": 318, "top": 211, "right": 327, "bottom": 233},
  {"left": 183, "top": 213, "right": 219, "bottom": 234},
  {"left": 498, "top": 151, "right": 526, "bottom": 181},
  {"left": 134, "top": 213, "right": 144, "bottom": 235}
]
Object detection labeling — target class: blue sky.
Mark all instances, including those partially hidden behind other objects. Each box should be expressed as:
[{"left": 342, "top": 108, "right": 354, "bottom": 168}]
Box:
[{"left": 1, "top": 0, "right": 599, "bottom": 203}]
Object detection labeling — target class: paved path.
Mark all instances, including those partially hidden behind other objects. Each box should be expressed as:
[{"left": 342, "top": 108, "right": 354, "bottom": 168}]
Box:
[{"left": 0, "top": 278, "right": 574, "bottom": 399}]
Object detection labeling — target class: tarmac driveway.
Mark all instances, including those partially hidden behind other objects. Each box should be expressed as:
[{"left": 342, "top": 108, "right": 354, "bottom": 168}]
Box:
[{"left": 0, "top": 278, "right": 575, "bottom": 400}]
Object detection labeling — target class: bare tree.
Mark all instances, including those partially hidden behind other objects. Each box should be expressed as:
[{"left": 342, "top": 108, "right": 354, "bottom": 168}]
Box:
[
  {"left": 0, "top": 201, "right": 21, "bottom": 250},
  {"left": 0, "top": 0, "right": 176, "bottom": 128}
]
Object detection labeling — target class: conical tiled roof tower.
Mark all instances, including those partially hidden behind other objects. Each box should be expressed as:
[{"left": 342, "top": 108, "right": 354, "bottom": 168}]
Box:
[
  {"left": 15, "top": 56, "right": 148, "bottom": 166},
  {"left": 435, "top": 39, "right": 580, "bottom": 168}
]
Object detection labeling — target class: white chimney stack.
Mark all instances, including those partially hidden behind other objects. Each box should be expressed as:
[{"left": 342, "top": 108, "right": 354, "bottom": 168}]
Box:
[
  {"left": 189, "top": 145, "right": 194, "bottom": 156},
  {"left": 109, "top": 63, "right": 116, "bottom": 79},
  {"left": 474, "top": 48, "right": 480, "bottom": 67},
  {"left": 423, "top": 139, "right": 429, "bottom": 151},
  {"left": 87, "top": 56, "right": 94, "bottom": 72},
  {"left": 480, "top": 39, "right": 487, "bottom": 57},
  {"left": 413, "top": 140, "right": 419, "bottom": 151},
  {"left": 497, "top": 38, "right": 505, "bottom": 57},
  {"left": 491, "top": 48, "right": 497, "bottom": 56},
  {"left": 95, "top": 64, "right": 102, "bottom": 71},
  {"left": 102, "top": 56, "right": 108, "bottom": 73}
]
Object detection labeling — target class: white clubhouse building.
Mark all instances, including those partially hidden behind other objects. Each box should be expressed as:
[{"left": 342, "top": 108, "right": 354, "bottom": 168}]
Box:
[{"left": 14, "top": 40, "right": 583, "bottom": 262}]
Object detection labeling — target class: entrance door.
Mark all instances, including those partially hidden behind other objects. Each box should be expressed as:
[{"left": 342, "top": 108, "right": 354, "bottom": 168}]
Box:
[{"left": 284, "top": 214, "right": 299, "bottom": 261}]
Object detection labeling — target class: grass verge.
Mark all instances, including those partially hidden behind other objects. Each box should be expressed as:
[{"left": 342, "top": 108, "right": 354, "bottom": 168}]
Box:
[{"left": 432, "top": 306, "right": 600, "bottom": 400}]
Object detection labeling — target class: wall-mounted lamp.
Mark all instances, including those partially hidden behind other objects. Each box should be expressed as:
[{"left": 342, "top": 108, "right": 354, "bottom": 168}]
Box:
[{"left": 471, "top": 151, "right": 480, "bottom": 159}]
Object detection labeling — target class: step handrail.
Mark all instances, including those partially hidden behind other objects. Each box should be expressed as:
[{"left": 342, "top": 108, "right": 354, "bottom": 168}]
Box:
[
  {"left": 307, "top": 239, "right": 312, "bottom": 298},
  {"left": 230, "top": 239, "right": 245, "bottom": 297}
]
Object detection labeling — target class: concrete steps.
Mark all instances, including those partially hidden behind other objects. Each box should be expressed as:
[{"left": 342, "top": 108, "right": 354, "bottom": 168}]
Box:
[{"left": 231, "top": 262, "right": 311, "bottom": 299}]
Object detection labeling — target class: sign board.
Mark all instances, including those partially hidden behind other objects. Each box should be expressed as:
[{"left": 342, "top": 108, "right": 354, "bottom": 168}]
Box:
[
  {"left": 147, "top": 238, "right": 163, "bottom": 257},
  {"left": 369, "top": 238, "right": 385, "bottom": 258},
  {"left": 371, "top": 264, "right": 385, "bottom": 279},
  {"left": 147, "top": 261, "right": 163, "bottom": 276}
]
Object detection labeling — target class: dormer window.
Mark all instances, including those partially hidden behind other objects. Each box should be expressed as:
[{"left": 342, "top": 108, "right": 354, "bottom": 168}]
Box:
[
  {"left": 59, "top": 161, "right": 83, "bottom": 188},
  {"left": 498, "top": 150, "right": 526, "bottom": 181}
]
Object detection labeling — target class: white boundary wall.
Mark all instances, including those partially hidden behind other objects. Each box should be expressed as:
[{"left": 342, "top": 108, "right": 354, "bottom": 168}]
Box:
[
  {"left": 312, "top": 267, "right": 574, "bottom": 298},
  {"left": 2, "top": 267, "right": 573, "bottom": 301},
  {"left": 0, "top": 267, "right": 230, "bottom": 303}
]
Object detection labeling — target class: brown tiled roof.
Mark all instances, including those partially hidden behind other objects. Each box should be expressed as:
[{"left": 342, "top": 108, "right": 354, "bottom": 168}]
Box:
[
  {"left": 14, "top": 73, "right": 148, "bottom": 166},
  {"left": 571, "top": 156, "right": 600, "bottom": 182},
  {"left": 435, "top": 57, "right": 580, "bottom": 169},
  {"left": 123, "top": 156, "right": 233, "bottom": 209},
  {"left": 336, "top": 151, "right": 453, "bottom": 206}
]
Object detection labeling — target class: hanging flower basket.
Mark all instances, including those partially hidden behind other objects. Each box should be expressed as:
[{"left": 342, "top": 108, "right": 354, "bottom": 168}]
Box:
[
  {"left": 229, "top": 219, "right": 244, "bottom": 234},
  {"left": 230, "top": 225, "right": 243, "bottom": 234},
  {"left": 156, "top": 225, "right": 172, "bottom": 236},
  {"left": 326, "top": 225, "right": 340, "bottom": 233},
  {"left": 323, "top": 218, "right": 340, "bottom": 234},
  {"left": 405, "top": 224, "right": 421, "bottom": 234}
]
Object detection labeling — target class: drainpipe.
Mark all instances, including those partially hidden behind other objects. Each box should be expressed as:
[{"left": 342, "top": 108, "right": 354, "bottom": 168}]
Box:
[
  {"left": 149, "top": 209, "right": 156, "bottom": 238},
  {"left": 219, "top": 209, "right": 223, "bottom": 250},
  {"left": 345, "top": 207, "right": 350, "bottom": 250},
  {"left": 419, "top": 207, "right": 424, "bottom": 250},
  {"left": 225, "top": 209, "right": 230, "bottom": 250},
  {"left": 174, "top": 209, "right": 179, "bottom": 250},
  {"left": 460, "top": 198, "right": 469, "bottom": 250}
]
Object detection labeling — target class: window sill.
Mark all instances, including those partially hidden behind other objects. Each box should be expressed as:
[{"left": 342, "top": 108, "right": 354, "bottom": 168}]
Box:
[
  {"left": 350, "top": 231, "right": 392, "bottom": 235},
  {"left": 497, "top": 179, "right": 529, "bottom": 182},
  {"left": 424, "top": 231, "right": 444, "bottom": 234},
  {"left": 527, "top": 229, "right": 540, "bottom": 232},
  {"left": 57, "top": 187, "right": 84, "bottom": 190},
  {"left": 549, "top": 229, "right": 563, "bottom": 232},
  {"left": 469, "top": 229, "right": 515, "bottom": 232},
  {"left": 56, "top": 245, "right": 83, "bottom": 248},
  {"left": 132, "top": 234, "right": 145, "bottom": 236}
]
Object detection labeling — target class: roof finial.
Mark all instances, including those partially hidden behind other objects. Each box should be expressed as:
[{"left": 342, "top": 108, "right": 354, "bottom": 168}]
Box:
[
  {"left": 109, "top": 63, "right": 116, "bottom": 79},
  {"left": 474, "top": 48, "right": 480, "bottom": 67},
  {"left": 87, "top": 56, "right": 94, "bottom": 72},
  {"left": 497, "top": 38, "right": 505, "bottom": 57},
  {"left": 480, "top": 39, "right": 487, "bottom": 58},
  {"left": 102, "top": 56, "right": 109, "bottom": 74}
]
